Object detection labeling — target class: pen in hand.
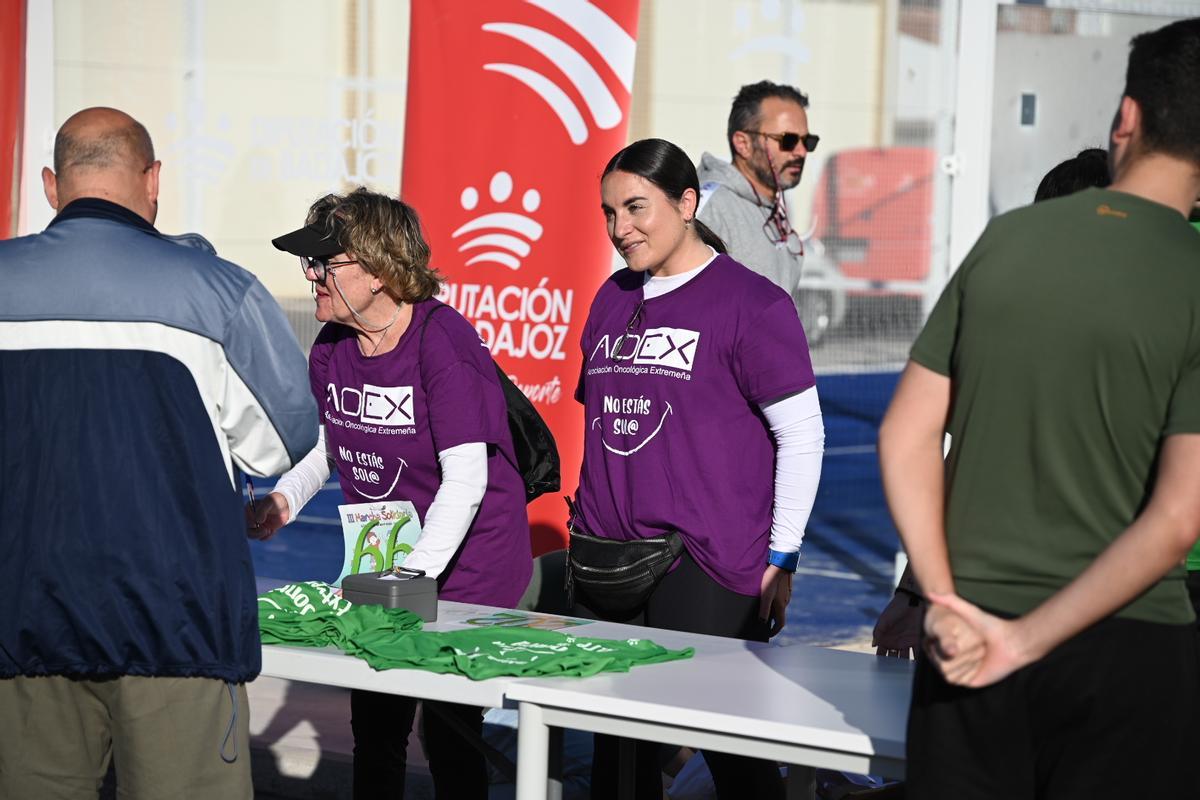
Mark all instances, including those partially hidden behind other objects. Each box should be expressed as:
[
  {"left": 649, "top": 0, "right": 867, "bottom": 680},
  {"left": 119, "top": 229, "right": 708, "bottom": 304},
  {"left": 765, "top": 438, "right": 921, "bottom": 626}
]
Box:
[{"left": 246, "top": 477, "right": 259, "bottom": 529}]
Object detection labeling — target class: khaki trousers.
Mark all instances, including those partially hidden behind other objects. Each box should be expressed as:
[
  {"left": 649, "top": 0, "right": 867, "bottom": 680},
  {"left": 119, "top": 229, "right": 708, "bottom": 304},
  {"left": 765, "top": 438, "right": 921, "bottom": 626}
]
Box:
[{"left": 0, "top": 675, "right": 251, "bottom": 800}]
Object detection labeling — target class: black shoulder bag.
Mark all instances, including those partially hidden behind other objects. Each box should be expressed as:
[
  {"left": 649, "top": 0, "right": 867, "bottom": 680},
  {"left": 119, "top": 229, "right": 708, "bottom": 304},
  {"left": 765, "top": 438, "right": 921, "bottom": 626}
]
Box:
[{"left": 420, "top": 304, "right": 560, "bottom": 503}]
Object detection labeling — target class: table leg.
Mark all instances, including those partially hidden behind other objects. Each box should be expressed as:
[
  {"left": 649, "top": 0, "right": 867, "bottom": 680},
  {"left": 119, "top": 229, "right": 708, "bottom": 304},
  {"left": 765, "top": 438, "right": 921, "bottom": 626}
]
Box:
[
  {"left": 785, "top": 764, "right": 816, "bottom": 800},
  {"left": 516, "top": 701, "right": 550, "bottom": 800},
  {"left": 617, "top": 737, "right": 635, "bottom": 798},
  {"left": 548, "top": 726, "right": 563, "bottom": 800}
]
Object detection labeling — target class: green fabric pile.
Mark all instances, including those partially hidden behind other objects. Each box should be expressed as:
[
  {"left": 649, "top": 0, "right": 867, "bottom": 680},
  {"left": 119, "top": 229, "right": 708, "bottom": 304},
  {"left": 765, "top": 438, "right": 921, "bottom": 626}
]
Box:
[
  {"left": 258, "top": 581, "right": 694, "bottom": 680},
  {"left": 258, "top": 580, "right": 424, "bottom": 649}
]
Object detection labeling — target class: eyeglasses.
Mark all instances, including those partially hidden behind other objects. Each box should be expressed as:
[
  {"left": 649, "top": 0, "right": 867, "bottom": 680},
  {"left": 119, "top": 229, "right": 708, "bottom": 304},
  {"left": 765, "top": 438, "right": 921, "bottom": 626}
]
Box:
[
  {"left": 611, "top": 300, "right": 646, "bottom": 360},
  {"left": 300, "top": 255, "right": 358, "bottom": 283},
  {"left": 741, "top": 166, "right": 805, "bottom": 258},
  {"left": 762, "top": 196, "right": 804, "bottom": 257},
  {"left": 745, "top": 130, "right": 820, "bottom": 153}
]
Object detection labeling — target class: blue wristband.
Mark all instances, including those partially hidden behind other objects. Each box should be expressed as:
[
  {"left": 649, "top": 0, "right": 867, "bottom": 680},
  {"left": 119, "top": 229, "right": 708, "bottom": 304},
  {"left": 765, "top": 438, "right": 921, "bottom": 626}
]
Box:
[{"left": 767, "top": 549, "right": 799, "bottom": 572}]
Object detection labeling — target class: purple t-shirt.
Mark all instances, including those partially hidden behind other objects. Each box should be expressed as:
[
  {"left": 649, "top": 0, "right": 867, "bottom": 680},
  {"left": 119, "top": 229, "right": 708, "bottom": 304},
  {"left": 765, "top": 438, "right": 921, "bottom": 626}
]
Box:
[
  {"left": 574, "top": 255, "right": 816, "bottom": 596},
  {"left": 309, "top": 299, "right": 532, "bottom": 607}
]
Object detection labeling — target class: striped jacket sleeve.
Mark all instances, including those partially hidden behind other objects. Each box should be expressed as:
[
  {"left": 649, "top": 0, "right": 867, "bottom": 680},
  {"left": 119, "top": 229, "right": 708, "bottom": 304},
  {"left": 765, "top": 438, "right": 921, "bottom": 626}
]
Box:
[{"left": 220, "top": 278, "right": 318, "bottom": 476}]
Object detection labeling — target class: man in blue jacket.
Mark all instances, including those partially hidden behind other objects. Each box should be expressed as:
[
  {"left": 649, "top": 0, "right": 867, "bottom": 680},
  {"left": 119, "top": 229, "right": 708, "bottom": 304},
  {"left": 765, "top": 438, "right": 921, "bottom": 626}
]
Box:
[{"left": 0, "top": 107, "right": 317, "bottom": 799}]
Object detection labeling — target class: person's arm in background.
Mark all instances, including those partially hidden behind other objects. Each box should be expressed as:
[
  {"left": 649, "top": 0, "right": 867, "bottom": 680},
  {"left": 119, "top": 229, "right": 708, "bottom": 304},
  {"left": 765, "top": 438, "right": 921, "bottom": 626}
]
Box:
[
  {"left": 872, "top": 563, "right": 925, "bottom": 658},
  {"left": 221, "top": 278, "right": 318, "bottom": 476},
  {"left": 757, "top": 387, "right": 825, "bottom": 636},
  {"left": 932, "top": 433, "right": 1200, "bottom": 687}
]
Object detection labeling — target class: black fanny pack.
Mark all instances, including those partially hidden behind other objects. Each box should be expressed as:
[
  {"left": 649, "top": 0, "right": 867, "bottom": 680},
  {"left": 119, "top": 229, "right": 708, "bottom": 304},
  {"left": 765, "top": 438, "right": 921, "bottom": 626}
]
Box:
[{"left": 564, "top": 497, "right": 684, "bottom": 620}]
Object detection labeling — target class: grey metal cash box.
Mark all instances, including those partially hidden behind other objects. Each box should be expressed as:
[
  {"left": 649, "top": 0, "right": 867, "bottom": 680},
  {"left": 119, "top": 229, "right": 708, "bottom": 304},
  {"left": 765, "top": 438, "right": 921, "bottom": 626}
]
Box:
[{"left": 342, "top": 571, "right": 438, "bottom": 621}]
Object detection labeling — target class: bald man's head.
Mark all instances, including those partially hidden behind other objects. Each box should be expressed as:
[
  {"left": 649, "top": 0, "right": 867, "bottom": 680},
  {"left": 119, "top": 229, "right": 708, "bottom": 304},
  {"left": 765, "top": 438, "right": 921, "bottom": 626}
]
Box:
[
  {"left": 54, "top": 107, "right": 155, "bottom": 175},
  {"left": 43, "top": 107, "right": 161, "bottom": 224}
]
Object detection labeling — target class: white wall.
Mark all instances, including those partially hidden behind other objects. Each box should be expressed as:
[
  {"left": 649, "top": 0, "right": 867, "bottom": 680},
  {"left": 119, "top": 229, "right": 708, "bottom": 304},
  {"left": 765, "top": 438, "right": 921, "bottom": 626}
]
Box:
[
  {"left": 48, "top": 0, "right": 411, "bottom": 297},
  {"left": 989, "top": 10, "right": 1179, "bottom": 214}
]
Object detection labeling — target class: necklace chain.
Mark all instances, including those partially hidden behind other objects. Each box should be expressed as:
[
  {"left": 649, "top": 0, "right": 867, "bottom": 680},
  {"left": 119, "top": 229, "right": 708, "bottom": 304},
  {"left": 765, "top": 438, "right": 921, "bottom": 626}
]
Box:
[{"left": 364, "top": 304, "right": 403, "bottom": 356}]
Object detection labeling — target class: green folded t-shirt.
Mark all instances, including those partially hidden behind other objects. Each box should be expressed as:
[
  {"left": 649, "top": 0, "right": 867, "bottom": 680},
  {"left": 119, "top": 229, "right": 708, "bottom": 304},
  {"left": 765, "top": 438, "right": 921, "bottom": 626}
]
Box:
[
  {"left": 258, "top": 580, "right": 423, "bottom": 649},
  {"left": 257, "top": 582, "right": 693, "bottom": 679},
  {"left": 349, "top": 626, "right": 694, "bottom": 680}
]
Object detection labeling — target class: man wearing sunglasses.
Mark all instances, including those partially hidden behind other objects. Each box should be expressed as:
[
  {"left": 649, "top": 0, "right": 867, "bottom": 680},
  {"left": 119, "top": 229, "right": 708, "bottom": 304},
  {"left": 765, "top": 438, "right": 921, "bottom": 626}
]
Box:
[{"left": 697, "top": 80, "right": 837, "bottom": 343}]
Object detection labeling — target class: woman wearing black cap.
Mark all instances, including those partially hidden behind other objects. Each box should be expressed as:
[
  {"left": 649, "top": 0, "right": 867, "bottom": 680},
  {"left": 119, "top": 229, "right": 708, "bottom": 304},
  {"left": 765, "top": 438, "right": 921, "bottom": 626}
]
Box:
[{"left": 257, "top": 188, "right": 532, "bottom": 799}]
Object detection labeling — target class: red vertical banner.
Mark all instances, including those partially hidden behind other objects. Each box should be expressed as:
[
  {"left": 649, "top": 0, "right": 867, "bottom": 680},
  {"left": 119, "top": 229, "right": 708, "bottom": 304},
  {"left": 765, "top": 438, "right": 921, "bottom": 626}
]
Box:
[
  {"left": 0, "top": 0, "right": 26, "bottom": 239},
  {"left": 401, "top": 0, "right": 640, "bottom": 553}
]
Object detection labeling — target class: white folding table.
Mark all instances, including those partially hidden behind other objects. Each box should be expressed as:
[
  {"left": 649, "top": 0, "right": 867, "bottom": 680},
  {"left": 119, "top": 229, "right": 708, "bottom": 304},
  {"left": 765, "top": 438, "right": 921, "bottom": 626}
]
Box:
[
  {"left": 256, "top": 586, "right": 912, "bottom": 799},
  {"left": 508, "top": 643, "right": 913, "bottom": 800},
  {"left": 259, "top": 597, "right": 760, "bottom": 708}
]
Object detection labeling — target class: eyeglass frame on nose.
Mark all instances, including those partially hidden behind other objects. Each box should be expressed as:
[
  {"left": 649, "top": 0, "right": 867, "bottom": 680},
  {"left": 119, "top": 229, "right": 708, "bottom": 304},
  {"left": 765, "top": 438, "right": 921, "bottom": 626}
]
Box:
[
  {"left": 300, "top": 255, "right": 359, "bottom": 283},
  {"left": 744, "top": 130, "right": 820, "bottom": 153}
]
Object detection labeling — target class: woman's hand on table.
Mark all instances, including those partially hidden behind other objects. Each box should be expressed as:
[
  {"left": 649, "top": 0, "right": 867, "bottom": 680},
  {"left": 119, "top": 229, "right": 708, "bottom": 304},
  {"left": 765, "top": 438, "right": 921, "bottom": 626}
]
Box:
[{"left": 246, "top": 491, "right": 290, "bottom": 540}]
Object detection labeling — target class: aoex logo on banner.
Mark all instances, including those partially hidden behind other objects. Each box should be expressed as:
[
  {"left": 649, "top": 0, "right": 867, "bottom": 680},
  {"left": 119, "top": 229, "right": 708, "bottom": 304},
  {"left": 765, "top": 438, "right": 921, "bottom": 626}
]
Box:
[{"left": 402, "top": 0, "right": 641, "bottom": 550}]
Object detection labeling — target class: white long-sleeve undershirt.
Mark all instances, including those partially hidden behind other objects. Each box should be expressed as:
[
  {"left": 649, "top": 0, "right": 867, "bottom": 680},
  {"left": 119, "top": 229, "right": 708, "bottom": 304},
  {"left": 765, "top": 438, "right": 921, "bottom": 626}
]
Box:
[
  {"left": 400, "top": 443, "right": 487, "bottom": 579},
  {"left": 760, "top": 388, "right": 824, "bottom": 556},
  {"left": 271, "top": 425, "right": 335, "bottom": 520},
  {"left": 271, "top": 425, "right": 488, "bottom": 579}
]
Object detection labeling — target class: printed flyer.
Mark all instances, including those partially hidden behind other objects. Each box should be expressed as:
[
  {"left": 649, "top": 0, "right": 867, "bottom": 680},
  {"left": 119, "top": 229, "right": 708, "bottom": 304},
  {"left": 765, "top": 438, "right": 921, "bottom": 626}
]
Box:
[{"left": 334, "top": 500, "right": 422, "bottom": 586}]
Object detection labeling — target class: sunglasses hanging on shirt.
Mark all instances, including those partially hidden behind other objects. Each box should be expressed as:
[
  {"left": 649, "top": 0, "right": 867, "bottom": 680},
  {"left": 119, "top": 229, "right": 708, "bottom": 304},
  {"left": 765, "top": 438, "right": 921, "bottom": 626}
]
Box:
[
  {"left": 762, "top": 199, "right": 804, "bottom": 257},
  {"left": 611, "top": 300, "right": 646, "bottom": 361}
]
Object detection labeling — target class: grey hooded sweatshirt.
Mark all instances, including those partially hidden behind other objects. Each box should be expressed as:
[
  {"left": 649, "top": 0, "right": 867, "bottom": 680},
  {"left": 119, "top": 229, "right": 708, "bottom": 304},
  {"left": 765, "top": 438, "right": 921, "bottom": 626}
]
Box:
[{"left": 696, "top": 151, "right": 804, "bottom": 296}]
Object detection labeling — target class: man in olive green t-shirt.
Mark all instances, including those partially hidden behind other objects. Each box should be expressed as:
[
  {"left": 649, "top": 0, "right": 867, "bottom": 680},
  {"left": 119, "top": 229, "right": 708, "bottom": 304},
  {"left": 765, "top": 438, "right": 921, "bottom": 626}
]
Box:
[{"left": 879, "top": 18, "right": 1200, "bottom": 800}]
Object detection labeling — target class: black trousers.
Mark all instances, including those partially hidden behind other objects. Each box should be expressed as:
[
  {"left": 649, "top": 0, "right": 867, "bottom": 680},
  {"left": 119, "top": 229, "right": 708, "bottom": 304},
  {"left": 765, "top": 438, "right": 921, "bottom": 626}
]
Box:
[
  {"left": 350, "top": 690, "right": 486, "bottom": 799},
  {"left": 573, "top": 548, "right": 783, "bottom": 800},
  {"left": 1187, "top": 570, "right": 1200, "bottom": 631},
  {"left": 906, "top": 613, "right": 1200, "bottom": 800}
]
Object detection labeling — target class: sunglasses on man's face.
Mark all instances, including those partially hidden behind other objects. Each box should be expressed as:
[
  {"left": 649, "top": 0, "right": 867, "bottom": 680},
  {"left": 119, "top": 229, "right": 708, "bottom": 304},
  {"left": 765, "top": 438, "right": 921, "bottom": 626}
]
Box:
[
  {"left": 747, "top": 130, "right": 820, "bottom": 153},
  {"left": 300, "top": 255, "right": 358, "bottom": 283}
]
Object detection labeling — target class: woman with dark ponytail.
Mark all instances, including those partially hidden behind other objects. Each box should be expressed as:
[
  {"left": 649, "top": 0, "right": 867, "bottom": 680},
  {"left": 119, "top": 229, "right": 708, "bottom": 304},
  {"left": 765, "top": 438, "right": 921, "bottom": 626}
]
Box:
[
  {"left": 604, "top": 136, "right": 730, "bottom": 253},
  {"left": 568, "top": 138, "right": 825, "bottom": 799}
]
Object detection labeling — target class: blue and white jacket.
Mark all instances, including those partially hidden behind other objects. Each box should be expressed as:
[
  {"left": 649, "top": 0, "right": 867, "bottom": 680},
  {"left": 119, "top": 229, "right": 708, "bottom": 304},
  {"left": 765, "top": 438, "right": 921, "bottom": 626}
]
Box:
[{"left": 0, "top": 199, "right": 318, "bottom": 683}]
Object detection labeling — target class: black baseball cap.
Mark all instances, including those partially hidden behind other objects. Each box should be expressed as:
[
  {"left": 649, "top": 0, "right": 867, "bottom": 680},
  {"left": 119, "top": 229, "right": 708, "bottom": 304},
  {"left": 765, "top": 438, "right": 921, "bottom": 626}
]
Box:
[{"left": 271, "top": 218, "right": 346, "bottom": 258}]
